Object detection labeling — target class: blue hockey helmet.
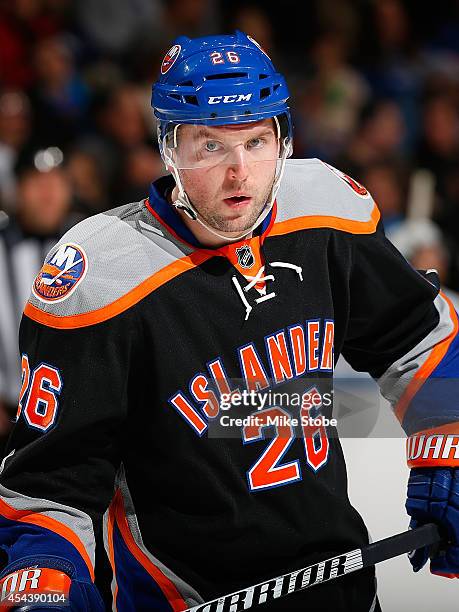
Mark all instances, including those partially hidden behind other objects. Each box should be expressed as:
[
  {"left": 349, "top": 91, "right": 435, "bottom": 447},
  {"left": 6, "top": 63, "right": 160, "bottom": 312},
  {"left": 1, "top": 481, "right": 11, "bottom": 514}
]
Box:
[{"left": 152, "top": 31, "right": 292, "bottom": 148}]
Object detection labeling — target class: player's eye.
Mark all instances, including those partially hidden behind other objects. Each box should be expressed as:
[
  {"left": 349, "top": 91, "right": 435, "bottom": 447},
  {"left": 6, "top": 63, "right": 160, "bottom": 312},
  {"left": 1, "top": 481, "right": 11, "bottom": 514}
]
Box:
[
  {"left": 204, "top": 141, "right": 222, "bottom": 153},
  {"left": 246, "top": 137, "right": 265, "bottom": 149}
]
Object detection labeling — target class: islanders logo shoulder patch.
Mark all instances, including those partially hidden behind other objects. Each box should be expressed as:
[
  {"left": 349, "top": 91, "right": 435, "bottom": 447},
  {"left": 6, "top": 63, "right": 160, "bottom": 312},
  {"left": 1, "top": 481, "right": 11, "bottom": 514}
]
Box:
[{"left": 32, "top": 243, "right": 88, "bottom": 303}]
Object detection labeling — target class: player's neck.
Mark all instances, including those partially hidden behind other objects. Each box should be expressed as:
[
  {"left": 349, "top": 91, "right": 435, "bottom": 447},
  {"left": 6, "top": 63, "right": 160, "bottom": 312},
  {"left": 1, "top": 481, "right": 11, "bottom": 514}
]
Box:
[{"left": 169, "top": 185, "right": 253, "bottom": 248}]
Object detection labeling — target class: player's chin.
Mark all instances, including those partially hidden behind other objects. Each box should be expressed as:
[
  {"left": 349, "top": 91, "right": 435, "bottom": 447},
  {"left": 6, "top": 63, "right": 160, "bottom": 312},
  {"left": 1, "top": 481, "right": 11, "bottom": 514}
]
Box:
[
  {"left": 224, "top": 209, "right": 251, "bottom": 223},
  {"left": 219, "top": 216, "right": 257, "bottom": 234},
  {"left": 212, "top": 201, "right": 261, "bottom": 231}
]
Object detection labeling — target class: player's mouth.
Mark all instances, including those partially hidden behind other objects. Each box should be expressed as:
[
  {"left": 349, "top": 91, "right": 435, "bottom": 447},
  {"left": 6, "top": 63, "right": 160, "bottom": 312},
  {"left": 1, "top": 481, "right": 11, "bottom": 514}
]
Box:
[{"left": 223, "top": 195, "right": 252, "bottom": 208}]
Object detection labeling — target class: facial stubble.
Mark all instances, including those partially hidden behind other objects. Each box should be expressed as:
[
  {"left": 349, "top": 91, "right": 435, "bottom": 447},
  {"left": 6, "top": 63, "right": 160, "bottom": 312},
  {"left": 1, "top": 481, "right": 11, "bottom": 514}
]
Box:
[{"left": 182, "top": 171, "right": 276, "bottom": 233}]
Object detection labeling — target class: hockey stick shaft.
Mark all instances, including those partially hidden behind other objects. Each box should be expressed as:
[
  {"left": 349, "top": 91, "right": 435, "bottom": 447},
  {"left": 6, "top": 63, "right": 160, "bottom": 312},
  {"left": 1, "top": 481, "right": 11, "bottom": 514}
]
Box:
[{"left": 185, "top": 523, "right": 443, "bottom": 612}]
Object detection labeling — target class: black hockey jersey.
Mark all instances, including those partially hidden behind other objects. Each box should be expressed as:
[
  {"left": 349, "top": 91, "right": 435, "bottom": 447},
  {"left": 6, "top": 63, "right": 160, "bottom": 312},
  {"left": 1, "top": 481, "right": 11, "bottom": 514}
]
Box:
[{"left": 1, "top": 159, "right": 458, "bottom": 611}]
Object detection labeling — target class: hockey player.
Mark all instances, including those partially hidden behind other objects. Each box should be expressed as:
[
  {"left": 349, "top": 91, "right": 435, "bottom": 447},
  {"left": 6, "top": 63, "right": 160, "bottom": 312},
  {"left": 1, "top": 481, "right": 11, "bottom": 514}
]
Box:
[{"left": 0, "top": 31, "right": 458, "bottom": 611}]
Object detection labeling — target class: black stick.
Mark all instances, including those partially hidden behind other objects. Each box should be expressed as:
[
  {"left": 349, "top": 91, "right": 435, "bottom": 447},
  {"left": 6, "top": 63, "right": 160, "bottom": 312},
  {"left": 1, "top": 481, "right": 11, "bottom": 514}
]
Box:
[{"left": 186, "top": 523, "right": 443, "bottom": 612}]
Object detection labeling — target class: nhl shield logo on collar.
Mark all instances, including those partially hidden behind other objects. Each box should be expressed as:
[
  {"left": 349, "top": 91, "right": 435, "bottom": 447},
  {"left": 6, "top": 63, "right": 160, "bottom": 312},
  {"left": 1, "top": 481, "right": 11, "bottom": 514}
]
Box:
[
  {"left": 32, "top": 243, "right": 88, "bottom": 303},
  {"left": 236, "top": 245, "right": 255, "bottom": 269}
]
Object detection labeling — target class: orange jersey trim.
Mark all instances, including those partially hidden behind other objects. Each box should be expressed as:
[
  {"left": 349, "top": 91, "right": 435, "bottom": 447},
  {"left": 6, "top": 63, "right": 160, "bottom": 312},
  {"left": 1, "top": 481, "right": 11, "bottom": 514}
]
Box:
[
  {"left": 394, "top": 292, "right": 459, "bottom": 424},
  {"left": 270, "top": 202, "right": 380, "bottom": 236},
  {"left": 24, "top": 251, "right": 213, "bottom": 330},
  {"left": 0, "top": 497, "right": 94, "bottom": 581},
  {"left": 108, "top": 489, "right": 187, "bottom": 612}
]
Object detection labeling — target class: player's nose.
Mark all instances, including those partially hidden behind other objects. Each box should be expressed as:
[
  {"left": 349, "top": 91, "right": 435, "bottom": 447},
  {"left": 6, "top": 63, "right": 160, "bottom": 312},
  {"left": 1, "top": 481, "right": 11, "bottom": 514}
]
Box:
[{"left": 226, "top": 146, "right": 249, "bottom": 181}]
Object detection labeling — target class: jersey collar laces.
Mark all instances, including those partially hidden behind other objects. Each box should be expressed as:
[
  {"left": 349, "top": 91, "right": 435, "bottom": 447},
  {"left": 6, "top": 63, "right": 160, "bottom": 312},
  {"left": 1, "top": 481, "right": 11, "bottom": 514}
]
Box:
[
  {"left": 232, "top": 261, "right": 303, "bottom": 320},
  {"left": 163, "top": 116, "right": 292, "bottom": 243}
]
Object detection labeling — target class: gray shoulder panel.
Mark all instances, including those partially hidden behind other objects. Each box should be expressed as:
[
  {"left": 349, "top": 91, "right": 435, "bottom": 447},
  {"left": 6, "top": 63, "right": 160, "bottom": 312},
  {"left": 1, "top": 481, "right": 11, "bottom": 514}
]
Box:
[
  {"left": 27, "top": 200, "right": 196, "bottom": 321},
  {"left": 275, "top": 158, "right": 377, "bottom": 225}
]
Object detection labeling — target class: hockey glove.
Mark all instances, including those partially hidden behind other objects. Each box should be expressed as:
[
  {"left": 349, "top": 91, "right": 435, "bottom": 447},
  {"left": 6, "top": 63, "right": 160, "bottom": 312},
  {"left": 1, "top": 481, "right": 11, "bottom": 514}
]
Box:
[
  {"left": 0, "top": 557, "right": 105, "bottom": 611},
  {"left": 406, "top": 467, "right": 459, "bottom": 577}
]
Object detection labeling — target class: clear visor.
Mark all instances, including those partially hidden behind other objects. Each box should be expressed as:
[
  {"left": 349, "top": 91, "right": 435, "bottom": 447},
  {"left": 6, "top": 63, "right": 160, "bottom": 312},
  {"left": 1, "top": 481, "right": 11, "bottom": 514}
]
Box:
[{"left": 162, "top": 118, "right": 289, "bottom": 170}]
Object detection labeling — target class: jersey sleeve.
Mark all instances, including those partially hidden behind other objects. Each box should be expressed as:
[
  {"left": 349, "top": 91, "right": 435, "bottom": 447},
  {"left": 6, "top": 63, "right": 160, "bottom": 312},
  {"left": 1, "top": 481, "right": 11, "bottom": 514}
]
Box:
[
  {"left": 0, "top": 230, "right": 139, "bottom": 590},
  {"left": 342, "top": 220, "right": 459, "bottom": 466}
]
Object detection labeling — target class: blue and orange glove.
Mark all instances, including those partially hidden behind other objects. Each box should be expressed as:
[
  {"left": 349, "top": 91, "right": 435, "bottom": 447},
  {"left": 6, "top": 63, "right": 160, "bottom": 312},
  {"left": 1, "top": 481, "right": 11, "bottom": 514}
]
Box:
[
  {"left": 0, "top": 557, "right": 105, "bottom": 610},
  {"left": 406, "top": 467, "right": 459, "bottom": 577}
]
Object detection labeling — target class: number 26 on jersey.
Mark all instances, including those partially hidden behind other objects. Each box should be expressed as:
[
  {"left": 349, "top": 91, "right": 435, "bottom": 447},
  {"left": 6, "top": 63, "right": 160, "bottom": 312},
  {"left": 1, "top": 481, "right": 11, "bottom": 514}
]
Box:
[
  {"left": 243, "top": 387, "right": 330, "bottom": 492},
  {"left": 17, "top": 354, "right": 62, "bottom": 432}
]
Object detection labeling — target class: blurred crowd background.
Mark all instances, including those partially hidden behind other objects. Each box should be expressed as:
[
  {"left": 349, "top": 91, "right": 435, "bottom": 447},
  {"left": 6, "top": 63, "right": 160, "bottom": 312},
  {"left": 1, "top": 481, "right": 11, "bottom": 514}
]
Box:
[{"left": 1, "top": 0, "right": 459, "bottom": 451}]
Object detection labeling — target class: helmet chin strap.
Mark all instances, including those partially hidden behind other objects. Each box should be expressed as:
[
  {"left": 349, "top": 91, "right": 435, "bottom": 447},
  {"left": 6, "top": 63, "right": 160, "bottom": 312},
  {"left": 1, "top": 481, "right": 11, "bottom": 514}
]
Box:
[{"left": 166, "top": 137, "right": 292, "bottom": 243}]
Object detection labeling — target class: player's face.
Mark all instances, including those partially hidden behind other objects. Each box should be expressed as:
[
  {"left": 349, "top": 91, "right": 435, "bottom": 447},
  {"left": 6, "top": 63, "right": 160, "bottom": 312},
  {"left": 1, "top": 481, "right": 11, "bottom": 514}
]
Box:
[{"left": 177, "top": 119, "right": 278, "bottom": 234}]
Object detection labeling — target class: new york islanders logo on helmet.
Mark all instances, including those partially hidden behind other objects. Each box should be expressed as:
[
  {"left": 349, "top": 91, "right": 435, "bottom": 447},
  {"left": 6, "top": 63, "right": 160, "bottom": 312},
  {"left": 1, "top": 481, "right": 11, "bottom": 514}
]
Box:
[
  {"left": 33, "top": 243, "right": 88, "bottom": 303},
  {"left": 161, "top": 44, "right": 181, "bottom": 75}
]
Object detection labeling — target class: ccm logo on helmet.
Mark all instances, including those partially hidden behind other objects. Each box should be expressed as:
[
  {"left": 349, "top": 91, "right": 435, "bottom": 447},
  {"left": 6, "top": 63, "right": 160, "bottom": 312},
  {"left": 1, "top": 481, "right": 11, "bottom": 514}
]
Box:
[{"left": 208, "top": 93, "right": 253, "bottom": 104}]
